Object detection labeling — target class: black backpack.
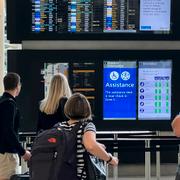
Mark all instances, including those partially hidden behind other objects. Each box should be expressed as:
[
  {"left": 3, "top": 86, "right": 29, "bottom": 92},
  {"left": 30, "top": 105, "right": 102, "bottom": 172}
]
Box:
[{"left": 29, "top": 122, "right": 82, "bottom": 180}]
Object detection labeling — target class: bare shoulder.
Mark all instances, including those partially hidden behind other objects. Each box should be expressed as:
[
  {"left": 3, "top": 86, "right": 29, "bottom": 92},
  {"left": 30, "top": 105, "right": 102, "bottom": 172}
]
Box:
[{"left": 172, "top": 115, "right": 180, "bottom": 127}]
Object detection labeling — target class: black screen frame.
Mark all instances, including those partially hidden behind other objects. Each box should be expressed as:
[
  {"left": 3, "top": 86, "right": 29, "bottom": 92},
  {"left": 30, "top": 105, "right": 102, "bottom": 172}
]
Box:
[
  {"left": 7, "top": 50, "right": 180, "bottom": 132},
  {"left": 6, "top": 0, "right": 180, "bottom": 42}
]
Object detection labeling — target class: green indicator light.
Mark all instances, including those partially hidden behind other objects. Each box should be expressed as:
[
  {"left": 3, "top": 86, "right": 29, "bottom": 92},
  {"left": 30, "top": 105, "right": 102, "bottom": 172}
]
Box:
[
  {"left": 155, "top": 102, "right": 158, "bottom": 107},
  {"left": 166, "top": 102, "right": 169, "bottom": 107},
  {"left": 159, "top": 89, "right": 161, "bottom": 94},
  {"left": 155, "top": 82, "right": 158, "bottom": 87},
  {"left": 155, "top": 96, "right": 158, "bottom": 100},
  {"left": 155, "top": 109, "right": 157, "bottom": 113},
  {"left": 159, "top": 102, "right": 161, "bottom": 107},
  {"left": 159, "top": 109, "right": 161, "bottom": 113},
  {"left": 166, "top": 89, "right": 169, "bottom": 94},
  {"left": 166, "top": 109, "right": 169, "bottom": 113},
  {"left": 155, "top": 89, "right": 158, "bottom": 94},
  {"left": 159, "top": 82, "right": 161, "bottom": 87},
  {"left": 159, "top": 96, "right": 161, "bottom": 100}
]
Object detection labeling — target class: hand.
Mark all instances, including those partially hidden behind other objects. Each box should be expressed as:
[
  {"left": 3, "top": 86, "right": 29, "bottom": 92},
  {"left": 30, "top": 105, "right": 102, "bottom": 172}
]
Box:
[
  {"left": 108, "top": 156, "right": 119, "bottom": 166},
  {"left": 22, "top": 150, "right": 31, "bottom": 161}
]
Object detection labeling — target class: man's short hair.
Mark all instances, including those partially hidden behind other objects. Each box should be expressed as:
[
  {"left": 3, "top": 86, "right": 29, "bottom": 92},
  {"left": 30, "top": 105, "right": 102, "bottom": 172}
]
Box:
[{"left": 3, "top": 72, "right": 21, "bottom": 90}]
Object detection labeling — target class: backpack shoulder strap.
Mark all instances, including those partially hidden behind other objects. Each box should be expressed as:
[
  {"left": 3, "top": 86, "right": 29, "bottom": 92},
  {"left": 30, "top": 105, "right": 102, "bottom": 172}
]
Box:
[
  {"left": 58, "top": 120, "right": 90, "bottom": 134},
  {"left": 57, "top": 121, "right": 81, "bottom": 134},
  {"left": 71, "top": 121, "right": 82, "bottom": 134}
]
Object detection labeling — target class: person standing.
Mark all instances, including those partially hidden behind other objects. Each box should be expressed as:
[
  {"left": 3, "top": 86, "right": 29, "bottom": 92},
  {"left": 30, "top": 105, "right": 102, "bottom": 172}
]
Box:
[
  {"left": 61, "top": 93, "right": 119, "bottom": 179},
  {"left": 37, "top": 73, "right": 72, "bottom": 132},
  {"left": 172, "top": 115, "right": 180, "bottom": 180},
  {"left": 0, "top": 72, "right": 31, "bottom": 180}
]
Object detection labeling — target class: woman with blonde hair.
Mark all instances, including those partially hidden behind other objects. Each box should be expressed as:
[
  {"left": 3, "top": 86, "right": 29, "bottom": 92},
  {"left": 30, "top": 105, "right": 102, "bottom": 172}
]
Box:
[{"left": 37, "top": 73, "right": 71, "bottom": 132}]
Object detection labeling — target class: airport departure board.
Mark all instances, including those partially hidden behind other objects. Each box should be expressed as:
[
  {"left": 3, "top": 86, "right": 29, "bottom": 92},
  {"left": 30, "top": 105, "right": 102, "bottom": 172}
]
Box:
[
  {"left": 7, "top": 0, "right": 180, "bottom": 41},
  {"left": 41, "top": 62, "right": 96, "bottom": 112},
  {"left": 31, "top": 0, "right": 170, "bottom": 33},
  {"left": 7, "top": 50, "right": 180, "bottom": 131}
]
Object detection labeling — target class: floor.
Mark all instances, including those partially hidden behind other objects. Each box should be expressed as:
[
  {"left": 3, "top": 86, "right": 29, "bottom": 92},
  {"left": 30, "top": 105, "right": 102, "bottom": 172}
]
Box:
[
  {"left": 107, "top": 163, "right": 177, "bottom": 180},
  {"left": 108, "top": 177, "right": 174, "bottom": 180}
]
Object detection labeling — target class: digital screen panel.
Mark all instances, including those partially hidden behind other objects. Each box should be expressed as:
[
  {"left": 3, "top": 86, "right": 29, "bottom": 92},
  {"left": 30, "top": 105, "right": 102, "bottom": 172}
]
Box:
[
  {"left": 104, "top": 0, "right": 139, "bottom": 33},
  {"left": 32, "top": 0, "right": 103, "bottom": 33},
  {"left": 138, "top": 61, "right": 172, "bottom": 120},
  {"left": 103, "top": 61, "right": 137, "bottom": 120},
  {"left": 8, "top": 0, "right": 180, "bottom": 41},
  {"left": 71, "top": 63, "right": 96, "bottom": 112},
  {"left": 31, "top": 0, "right": 170, "bottom": 34},
  {"left": 140, "top": 0, "right": 171, "bottom": 32},
  {"left": 41, "top": 62, "right": 96, "bottom": 113},
  {"left": 42, "top": 63, "right": 69, "bottom": 96}
]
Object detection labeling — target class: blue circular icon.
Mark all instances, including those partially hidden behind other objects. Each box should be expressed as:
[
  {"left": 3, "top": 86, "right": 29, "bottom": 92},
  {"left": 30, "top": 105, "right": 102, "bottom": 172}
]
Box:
[
  {"left": 140, "top": 109, "right": 144, "bottom": 113},
  {"left": 140, "top": 88, "right": 144, "bottom": 93},
  {"left": 110, "top": 71, "right": 119, "bottom": 81},
  {"left": 140, "top": 95, "right": 144, "bottom": 99},
  {"left": 121, "top": 71, "right": 130, "bottom": 81},
  {"left": 140, "top": 102, "right": 144, "bottom": 106},
  {"left": 140, "top": 82, "right": 144, "bottom": 87}
]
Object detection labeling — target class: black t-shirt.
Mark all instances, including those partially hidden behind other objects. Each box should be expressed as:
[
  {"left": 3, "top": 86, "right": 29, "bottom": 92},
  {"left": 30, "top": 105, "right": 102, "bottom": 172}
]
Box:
[{"left": 37, "top": 97, "right": 68, "bottom": 132}]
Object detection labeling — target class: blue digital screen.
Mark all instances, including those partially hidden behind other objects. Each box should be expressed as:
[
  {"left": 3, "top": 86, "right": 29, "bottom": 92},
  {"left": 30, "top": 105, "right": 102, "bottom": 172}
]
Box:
[{"left": 103, "top": 61, "right": 137, "bottom": 120}]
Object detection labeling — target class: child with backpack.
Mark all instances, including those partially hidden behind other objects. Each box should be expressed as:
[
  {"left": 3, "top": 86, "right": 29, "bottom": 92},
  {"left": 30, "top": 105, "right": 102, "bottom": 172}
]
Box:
[
  {"left": 29, "top": 93, "right": 118, "bottom": 180},
  {"left": 61, "top": 93, "right": 119, "bottom": 179}
]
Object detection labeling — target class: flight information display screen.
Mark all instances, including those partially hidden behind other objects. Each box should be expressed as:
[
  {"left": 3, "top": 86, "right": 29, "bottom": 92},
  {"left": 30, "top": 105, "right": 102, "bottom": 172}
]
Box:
[
  {"left": 138, "top": 61, "right": 172, "bottom": 120},
  {"left": 32, "top": 0, "right": 103, "bottom": 33},
  {"left": 41, "top": 62, "right": 96, "bottom": 112},
  {"left": 103, "top": 61, "right": 137, "bottom": 120},
  {"left": 8, "top": 0, "right": 180, "bottom": 41},
  {"left": 32, "top": 0, "right": 170, "bottom": 33}
]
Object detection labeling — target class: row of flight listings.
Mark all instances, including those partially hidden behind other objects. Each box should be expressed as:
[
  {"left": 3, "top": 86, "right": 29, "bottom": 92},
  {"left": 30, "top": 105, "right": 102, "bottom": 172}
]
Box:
[{"left": 42, "top": 60, "right": 172, "bottom": 121}]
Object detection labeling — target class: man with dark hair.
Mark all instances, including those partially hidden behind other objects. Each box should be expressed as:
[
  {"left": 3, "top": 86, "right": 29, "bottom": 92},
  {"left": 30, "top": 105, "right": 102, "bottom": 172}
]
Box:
[{"left": 0, "top": 72, "right": 31, "bottom": 180}]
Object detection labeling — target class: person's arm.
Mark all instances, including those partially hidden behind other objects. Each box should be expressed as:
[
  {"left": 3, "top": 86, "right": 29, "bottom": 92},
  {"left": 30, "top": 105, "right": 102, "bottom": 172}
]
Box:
[
  {"left": 83, "top": 124, "right": 118, "bottom": 166},
  {"left": 171, "top": 115, "right": 180, "bottom": 137},
  {"left": 3, "top": 101, "right": 30, "bottom": 160}
]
